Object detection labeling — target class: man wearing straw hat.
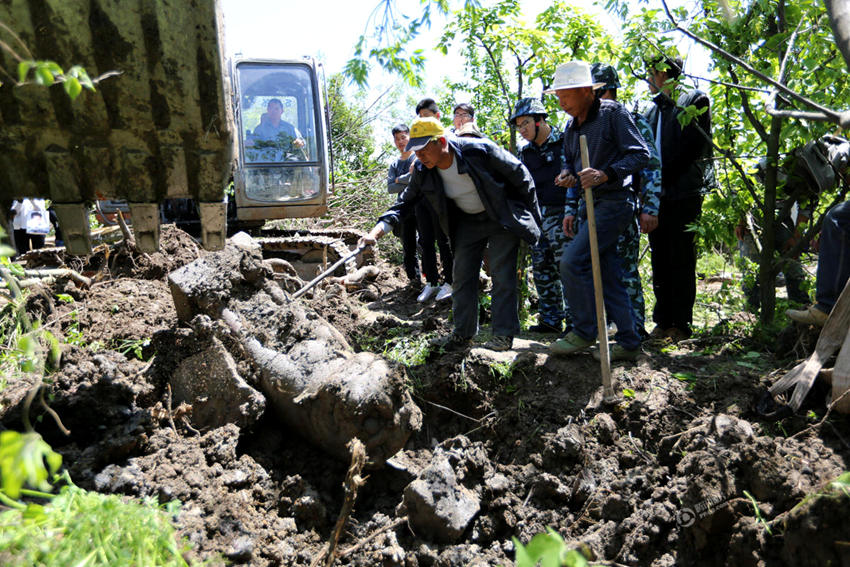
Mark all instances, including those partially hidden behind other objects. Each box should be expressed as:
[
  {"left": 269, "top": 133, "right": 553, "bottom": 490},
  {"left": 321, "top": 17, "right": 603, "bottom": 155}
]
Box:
[
  {"left": 359, "top": 117, "right": 541, "bottom": 352},
  {"left": 546, "top": 61, "right": 650, "bottom": 361}
]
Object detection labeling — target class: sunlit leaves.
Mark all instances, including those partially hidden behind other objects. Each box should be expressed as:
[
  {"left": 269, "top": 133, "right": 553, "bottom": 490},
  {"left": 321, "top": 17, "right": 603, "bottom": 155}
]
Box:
[
  {"left": 14, "top": 60, "right": 96, "bottom": 100},
  {"left": 0, "top": 431, "right": 62, "bottom": 499},
  {"left": 513, "top": 528, "right": 589, "bottom": 567}
]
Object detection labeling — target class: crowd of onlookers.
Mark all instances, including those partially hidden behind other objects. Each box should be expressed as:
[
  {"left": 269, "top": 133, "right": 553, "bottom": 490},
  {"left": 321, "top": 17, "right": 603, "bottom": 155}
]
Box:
[{"left": 365, "top": 56, "right": 850, "bottom": 358}]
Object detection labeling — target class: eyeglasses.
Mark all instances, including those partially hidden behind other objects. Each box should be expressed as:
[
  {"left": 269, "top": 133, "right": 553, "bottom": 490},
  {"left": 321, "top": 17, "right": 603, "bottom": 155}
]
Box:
[
  {"left": 516, "top": 119, "right": 535, "bottom": 130},
  {"left": 454, "top": 112, "right": 471, "bottom": 118}
]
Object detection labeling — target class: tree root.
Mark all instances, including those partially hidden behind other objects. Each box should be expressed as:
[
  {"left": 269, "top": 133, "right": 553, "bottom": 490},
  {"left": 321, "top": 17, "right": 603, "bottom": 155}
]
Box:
[{"left": 310, "top": 438, "right": 368, "bottom": 567}]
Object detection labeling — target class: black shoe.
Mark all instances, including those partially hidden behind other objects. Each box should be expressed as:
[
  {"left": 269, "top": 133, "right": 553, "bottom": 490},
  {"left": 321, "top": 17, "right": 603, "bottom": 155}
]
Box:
[
  {"left": 528, "top": 321, "right": 562, "bottom": 334},
  {"left": 430, "top": 333, "right": 471, "bottom": 352}
]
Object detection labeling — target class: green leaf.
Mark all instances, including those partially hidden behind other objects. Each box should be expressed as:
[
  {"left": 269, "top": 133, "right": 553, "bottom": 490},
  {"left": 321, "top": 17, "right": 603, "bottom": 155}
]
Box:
[
  {"left": 673, "top": 371, "right": 697, "bottom": 382},
  {"left": 63, "top": 76, "right": 82, "bottom": 100},
  {"left": 830, "top": 472, "right": 850, "bottom": 490},
  {"left": 44, "top": 61, "right": 63, "bottom": 74},
  {"left": 35, "top": 66, "right": 55, "bottom": 86},
  {"left": 17, "top": 60, "right": 34, "bottom": 83},
  {"left": 564, "top": 549, "right": 589, "bottom": 567},
  {"left": 623, "top": 388, "right": 635, "bottom": 398},
  {"left": 0, "top": 431, "right": 62, "bottom": 499}
]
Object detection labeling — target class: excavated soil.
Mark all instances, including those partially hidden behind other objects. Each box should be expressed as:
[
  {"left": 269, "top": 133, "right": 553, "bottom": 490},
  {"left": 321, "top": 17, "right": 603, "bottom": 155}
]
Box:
[{"left": 3, "top": 224, "right": 850, "bottom": 567}]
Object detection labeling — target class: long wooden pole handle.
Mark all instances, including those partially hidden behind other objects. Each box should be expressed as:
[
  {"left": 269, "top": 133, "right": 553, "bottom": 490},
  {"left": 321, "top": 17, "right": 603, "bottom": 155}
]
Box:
[{"left": 579, "top": 135, "right": 615, "bottom": 401}]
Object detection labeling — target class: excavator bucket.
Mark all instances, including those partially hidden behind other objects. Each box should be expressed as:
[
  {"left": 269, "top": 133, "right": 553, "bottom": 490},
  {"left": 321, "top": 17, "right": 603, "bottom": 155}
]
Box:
[{"left": 0, "top": 0, "right": 233, "bottom": 254}]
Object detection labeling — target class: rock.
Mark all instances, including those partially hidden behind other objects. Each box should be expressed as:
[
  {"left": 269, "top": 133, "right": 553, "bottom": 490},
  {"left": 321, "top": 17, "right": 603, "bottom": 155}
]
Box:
[
  {"left": 402, "top": 455, "right": 481, "bottom": 543},
  {"left": 711, "top": 414, "right": 754, "bottom": 444},
  {"left": 485, "top": 473, "right": 510, "bottom": 494},
  {"left": 601, "top": 493, "right": 631, "bottom": 521},
  {"left": 593, "top": 413, "right": 618, "bottom": 443},
  {"left": 533, "top": 473, "right": 571, "bottom": 503},
  {"left": 225, "top": 536, "right": 254, "bottom": 563},
  {"left": 543, "top": 423, "right": 585, "bottom": 465},
  {"left": 170, "top": 337, "right": 266, "bottom": 431}
]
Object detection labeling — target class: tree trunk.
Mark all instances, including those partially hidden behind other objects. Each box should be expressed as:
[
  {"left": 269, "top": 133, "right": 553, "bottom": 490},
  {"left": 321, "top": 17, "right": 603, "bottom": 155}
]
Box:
[
  {"left": 824, "top": 0, "right": 850, "bottom": 71},
  {"left": 758, "top": 114, "right": 784, "bottom": 325}
]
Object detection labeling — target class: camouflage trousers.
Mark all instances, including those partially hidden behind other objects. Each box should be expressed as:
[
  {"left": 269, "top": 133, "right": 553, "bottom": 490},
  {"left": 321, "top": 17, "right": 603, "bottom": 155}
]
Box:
[
  {"left": 617, "top": 214, "right": 646, "bottom": 334},
  {"left": 531, "top": 205, "right": 573, "bottom": 327}
]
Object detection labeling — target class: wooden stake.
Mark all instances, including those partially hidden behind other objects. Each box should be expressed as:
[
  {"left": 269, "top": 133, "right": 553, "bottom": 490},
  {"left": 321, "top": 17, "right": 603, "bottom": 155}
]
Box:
[{"left": 580, "top": 135, "right": 616, "bottom": 402}]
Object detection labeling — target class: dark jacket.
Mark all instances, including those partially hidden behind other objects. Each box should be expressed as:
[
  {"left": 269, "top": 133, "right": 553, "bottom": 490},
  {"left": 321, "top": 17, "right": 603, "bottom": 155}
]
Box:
[
  {"left": 643, "top": 89, "right": 714, "bottom": 200},
  {"left": 379, "top": 137, "right": 542, "bottom": 244},
  {"left": 518, "top": 124, "right": 566, "bottom": 207},
  {"left": 562, "top": 98, "right": 650, "bottom": 218},
  {"left": 387, "top": 154, "right": 415, "bottom": 194}
]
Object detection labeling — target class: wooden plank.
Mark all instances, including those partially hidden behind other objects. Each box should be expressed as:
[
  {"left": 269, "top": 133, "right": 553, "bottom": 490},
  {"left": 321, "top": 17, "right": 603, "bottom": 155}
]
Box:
[
  {"left": 830, "top": 326, "right": 850, "bottom": 413},
  {"left": 771, "top": 277, "right": 850, "bottom": 410}
]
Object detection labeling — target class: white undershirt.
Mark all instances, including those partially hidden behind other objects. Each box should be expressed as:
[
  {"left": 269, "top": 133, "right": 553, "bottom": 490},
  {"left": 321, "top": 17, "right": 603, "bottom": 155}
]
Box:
[{"left": 438, "top": 155, "right": 485, "bottom": 214}]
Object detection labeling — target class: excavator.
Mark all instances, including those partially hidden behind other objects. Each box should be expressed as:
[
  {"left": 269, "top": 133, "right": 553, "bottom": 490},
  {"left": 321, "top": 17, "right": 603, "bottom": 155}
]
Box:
[{"left": 0, "top": 1, "right": 343, "bottom": 258}]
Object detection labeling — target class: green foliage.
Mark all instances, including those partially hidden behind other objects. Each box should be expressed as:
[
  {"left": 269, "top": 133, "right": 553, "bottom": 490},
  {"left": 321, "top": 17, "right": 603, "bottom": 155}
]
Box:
[
  {"left": 14, "top": 60, "right": 95, "bottom": 100},
  {"left": 438, "top": 0, "right": 616, "bottom": 151},
  {"left": 606, "top": 0, "right": 849, "bottom": 325},
  {"left": 383, "top": 332, "right": 433, "bottom": 366},
  {"left": 346, "top": 0, "right": 455, "bottom": 87},
  {"left": 0, "top": 482, "right": 207, "bottom": 567},
  {"left": 489, "top": 359, "right": 516, "bottom": 381},
  {"left": 512, "top": 528, "right": 588, "bottom": 567},
  {"left": 0, "top": 431, "right": 61, "bottom": 500},
  {"left": 743, "top": 489, "right": 773, "bottom": 535}
]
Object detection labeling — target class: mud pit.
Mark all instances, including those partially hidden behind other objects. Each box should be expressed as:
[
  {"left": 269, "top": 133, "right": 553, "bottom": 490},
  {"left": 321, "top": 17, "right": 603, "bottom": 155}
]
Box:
[{"left": 4, "top": 224, "right": 850, "bottom": 566}]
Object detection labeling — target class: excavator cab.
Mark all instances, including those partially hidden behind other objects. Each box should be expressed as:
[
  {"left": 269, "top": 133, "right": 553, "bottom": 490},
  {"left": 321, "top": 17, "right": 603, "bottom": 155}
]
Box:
[{"left": 232, "top": 58, "right": 330, "bottom": 222}]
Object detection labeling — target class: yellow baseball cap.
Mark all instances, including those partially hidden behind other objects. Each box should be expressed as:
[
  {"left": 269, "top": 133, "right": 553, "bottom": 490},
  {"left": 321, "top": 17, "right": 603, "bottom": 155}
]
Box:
[{"left": 405, "top": 117, "right": 446, "bottom": 151}]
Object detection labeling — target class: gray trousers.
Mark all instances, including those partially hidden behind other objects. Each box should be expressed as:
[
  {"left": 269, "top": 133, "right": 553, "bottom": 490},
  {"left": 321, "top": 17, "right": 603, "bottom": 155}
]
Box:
[{"left": 451, "top": 212, "right": 521, "bottom": 338}]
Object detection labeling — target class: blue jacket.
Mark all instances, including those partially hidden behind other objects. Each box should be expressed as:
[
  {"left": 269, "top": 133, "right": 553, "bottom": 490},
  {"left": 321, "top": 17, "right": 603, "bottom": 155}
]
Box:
[{"left": 379, "top": 137, "right": 542, "bottom": 244}]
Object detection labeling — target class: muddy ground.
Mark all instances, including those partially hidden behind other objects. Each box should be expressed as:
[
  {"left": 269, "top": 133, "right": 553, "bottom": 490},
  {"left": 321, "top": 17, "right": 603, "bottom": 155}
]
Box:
[{"left": 2, "top": 225, "right": 850, "bottom": 566}]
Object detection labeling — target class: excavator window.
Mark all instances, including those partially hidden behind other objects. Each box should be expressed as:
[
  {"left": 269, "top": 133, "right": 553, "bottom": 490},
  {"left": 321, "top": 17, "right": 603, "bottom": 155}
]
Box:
[{"left": 236, "top": 63, "right": 323, "bottom": 203}]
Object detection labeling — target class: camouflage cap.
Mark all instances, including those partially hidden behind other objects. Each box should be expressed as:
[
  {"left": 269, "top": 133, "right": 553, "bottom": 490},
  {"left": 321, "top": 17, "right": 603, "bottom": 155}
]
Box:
[
  {"left": 590, "top": 63, "right": 621, "bottom": 90},
  {"left": 510, "top": 97, "right": 548, "bottom": 124}
]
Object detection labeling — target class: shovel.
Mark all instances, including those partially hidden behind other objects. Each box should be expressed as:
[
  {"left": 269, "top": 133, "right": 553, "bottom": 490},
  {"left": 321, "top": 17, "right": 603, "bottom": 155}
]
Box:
[
  {"left": 292, "top": 244, "right": 367, "bottom": 299},
  {"left": 768, "top": 277, "right": 850, "bottom": 411},
  {"left": 580, "top": 135, "right": 616, "bottom": 402}
]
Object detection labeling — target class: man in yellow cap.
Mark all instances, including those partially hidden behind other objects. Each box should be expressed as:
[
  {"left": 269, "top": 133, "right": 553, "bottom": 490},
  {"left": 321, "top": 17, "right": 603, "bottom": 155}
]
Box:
[{"left": 359, "top": 117, "right": 541, "bottom": 351}]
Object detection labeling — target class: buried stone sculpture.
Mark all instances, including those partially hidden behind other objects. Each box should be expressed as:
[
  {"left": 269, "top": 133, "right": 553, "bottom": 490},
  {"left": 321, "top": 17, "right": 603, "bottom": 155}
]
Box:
[{"left": 168, "top": 233, "right": 422, "bottom": 464}]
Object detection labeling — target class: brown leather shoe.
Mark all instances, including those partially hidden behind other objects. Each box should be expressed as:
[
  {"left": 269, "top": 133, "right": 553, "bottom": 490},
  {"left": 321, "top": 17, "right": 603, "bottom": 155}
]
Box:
[{"left": 786, "top": 305, "right": 829, "bottom": 327}]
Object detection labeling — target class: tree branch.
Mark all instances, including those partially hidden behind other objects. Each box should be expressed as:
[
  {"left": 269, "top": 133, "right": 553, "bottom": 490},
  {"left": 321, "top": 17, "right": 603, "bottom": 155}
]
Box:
[
  {"left": 683, "top": 71, "right": 771, "bottom": 93},
  {"left": 660, "top": 0, "right": 849, "bottom": 127},
  {"left": 728, "top": 67, "right": 769, "bottom": 143}
]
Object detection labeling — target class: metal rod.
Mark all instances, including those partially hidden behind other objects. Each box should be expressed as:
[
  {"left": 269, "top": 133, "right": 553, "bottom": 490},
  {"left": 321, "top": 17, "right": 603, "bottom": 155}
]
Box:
[{"left": 291, "top": 245, "right": 366, "bottom": 299}]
